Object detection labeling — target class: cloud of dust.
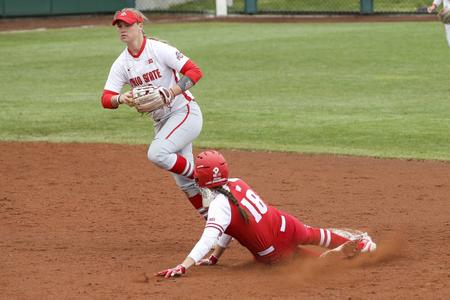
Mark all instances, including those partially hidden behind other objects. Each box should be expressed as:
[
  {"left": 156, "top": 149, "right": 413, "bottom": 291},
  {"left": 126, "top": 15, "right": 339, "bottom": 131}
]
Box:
[{"left": 237, "top": 232, "right": 405, "bottom": 290}]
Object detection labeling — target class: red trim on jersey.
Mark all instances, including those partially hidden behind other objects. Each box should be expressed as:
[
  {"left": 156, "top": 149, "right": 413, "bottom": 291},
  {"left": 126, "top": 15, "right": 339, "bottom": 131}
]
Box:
[
  {"left": 165, "top": 104, "right": 190, "bottom": 139},
  {"left": 101, "top": 90, "right": 119, "bottom": 109},
  {"left": 171, "top": 69, "right": 193, "bottom": 101},
  {"left": 180, "top": 60, "right": 203, "bottom": 83},
  {"left": 127, "top": 37, "right": 147, "bottom": 58}
]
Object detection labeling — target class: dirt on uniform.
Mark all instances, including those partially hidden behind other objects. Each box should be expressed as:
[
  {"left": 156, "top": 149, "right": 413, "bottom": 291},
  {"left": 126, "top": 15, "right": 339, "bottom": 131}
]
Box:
[{"left": 1, "top": 142, "right": 449, "bottom": 298}]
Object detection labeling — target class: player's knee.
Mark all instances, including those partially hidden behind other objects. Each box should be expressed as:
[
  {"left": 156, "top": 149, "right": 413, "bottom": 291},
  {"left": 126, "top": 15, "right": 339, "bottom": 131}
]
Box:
[{"left": 147, "top": 144, "right": 171, "bottom": 168}]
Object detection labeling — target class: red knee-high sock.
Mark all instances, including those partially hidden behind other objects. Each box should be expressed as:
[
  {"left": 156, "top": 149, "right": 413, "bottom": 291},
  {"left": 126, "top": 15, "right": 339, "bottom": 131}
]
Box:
[
  {"left": 169, "top": 154, "right": 194, "bottom": 179},
  {"left": 305, "top": 227, "right": 350, "bottom": 249},
  {"left": 188, "top": 193, "right": 208, "bottom": 220}
]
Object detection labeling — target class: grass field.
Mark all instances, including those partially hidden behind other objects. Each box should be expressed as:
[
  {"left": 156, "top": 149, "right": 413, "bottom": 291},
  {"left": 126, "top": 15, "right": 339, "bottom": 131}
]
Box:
[
  {"left": 169, "top": 0, "right": 431, "bottom": 13},
  {"left": 0, "top": 21, "right": 449, "bottom": 160}
]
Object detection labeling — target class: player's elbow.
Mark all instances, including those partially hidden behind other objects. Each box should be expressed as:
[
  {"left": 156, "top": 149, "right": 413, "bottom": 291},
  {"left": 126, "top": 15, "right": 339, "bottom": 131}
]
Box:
[
  {"left": 182, "top": 60, "right": 203, "bottom": 84},
  {"left": 196, "top": 68, "right": 203, "bottom": 82},
  {"left": 186, "top": 68, "right": 202, "bottom": 84}
]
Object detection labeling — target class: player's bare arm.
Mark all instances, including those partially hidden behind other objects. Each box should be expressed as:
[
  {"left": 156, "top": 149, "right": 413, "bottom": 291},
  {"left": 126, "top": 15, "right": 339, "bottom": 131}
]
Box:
[
  {"left": 167, "top": 59, "right": 202, "bottom": 97},
  {"left": 177, "top": 76, "right": 195, "bottom": 91},
  {"left": 166, "top": 76, "right": 195, "bottom": 100},
  {"left": 114, "top": 91, "right": 134, "bottom": 107},
  {"left": 428, "top": 3, "right": 438, "bottom": 12}
]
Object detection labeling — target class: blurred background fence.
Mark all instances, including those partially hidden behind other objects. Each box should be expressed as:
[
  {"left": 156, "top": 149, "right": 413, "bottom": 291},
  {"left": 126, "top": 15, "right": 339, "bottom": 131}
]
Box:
[
  {"left": 0, "top": 0, "right": 134, "bottom": 17},
  {"left": 0, "top": 0, "right": 431, "bottom": 17},
  {"left": 137, "top": 0, "right": 431, "bottom": 15}
]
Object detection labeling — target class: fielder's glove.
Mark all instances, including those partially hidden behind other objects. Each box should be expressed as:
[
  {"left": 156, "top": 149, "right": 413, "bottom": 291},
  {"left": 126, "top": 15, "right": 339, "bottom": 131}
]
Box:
[
  {"left": 156, "top": 264, "right": 186, "bottom": 278},
  {"left": 196, "top": 254, "right": 218, "bottom": 266},
  {"left": 439, "top": 8, "right": 450, "bottom": 24},
  {"left": 132, "top": 85, "right": 174, "bottom": 113}
]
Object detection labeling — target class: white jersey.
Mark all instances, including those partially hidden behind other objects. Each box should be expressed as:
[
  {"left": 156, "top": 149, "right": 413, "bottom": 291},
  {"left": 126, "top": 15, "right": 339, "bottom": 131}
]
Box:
[
  {"left": 104, "top": 38, "right": 194, "bottom": 121},
  {"left": 433, "top": 0, "right": 449, "bottom": 8},
  {"left": 187, "top": 188, "right": 232, "bottom": 262}
]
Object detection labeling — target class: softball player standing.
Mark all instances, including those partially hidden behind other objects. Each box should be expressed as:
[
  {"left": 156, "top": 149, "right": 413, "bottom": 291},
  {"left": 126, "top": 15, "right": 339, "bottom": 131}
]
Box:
[
  {"left": 428, "top": 0, "right": 450, "bottom": 47},
  {"left": 157, "top": 150, "right": 377, "bottom": 278},
  {"left": 101, "top": 8, "right": 207, "bottom": 218}
]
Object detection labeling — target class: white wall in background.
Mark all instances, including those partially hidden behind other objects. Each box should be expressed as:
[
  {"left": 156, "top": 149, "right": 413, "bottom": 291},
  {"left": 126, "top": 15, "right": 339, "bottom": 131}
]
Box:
[{"left": 136, "top": 0, "right": 193, "bottom": 10}]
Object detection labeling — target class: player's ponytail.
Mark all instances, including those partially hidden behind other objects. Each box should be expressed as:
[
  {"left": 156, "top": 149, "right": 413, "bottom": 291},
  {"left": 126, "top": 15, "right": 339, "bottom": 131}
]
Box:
[{"left": 216, "top": 187, "right": 249, "bottom": 224}]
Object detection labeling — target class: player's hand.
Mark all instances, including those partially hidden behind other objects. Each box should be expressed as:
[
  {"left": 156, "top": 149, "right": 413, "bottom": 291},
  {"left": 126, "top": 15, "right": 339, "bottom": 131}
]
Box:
[
  {"left": 156, "top": 264, "right": 186, "bottom": 278},
  {"left": 196, "top": 255, "right": 218, "bottom": 266},
  {"left": 427, "top": 5, "right": 437, "bottom": 13},
  {"left": 120, "top": 91, "right": 134, "bottom": 107},
  {"left": 157, "top": 87, "right": 175, "bottom": 105}
]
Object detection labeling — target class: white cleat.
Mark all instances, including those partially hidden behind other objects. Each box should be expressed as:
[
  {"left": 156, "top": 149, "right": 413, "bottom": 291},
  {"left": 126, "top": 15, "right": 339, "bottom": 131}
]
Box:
[
  {"left": 320, "top": 232, "right": 376, "bottom": 258},
  {"left": 354, "top": 232, "right": 377, "bottom": 253}
]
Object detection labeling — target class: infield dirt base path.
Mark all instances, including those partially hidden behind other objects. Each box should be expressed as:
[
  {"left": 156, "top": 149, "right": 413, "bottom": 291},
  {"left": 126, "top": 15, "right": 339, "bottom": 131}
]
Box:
[{"left": 1, "top": 142, "right": 449, "bottom": 299}]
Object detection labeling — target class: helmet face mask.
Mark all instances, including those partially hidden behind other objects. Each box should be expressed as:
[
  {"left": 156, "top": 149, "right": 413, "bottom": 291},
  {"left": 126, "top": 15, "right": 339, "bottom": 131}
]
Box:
[{"left": 194, "top": 150, "right": 229, "bottom": 189}]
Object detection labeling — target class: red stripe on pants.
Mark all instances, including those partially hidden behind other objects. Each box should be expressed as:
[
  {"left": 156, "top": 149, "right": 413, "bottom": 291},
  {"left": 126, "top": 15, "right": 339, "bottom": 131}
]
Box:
[{"left": 165, "top": 104, "right": 190, "bottom": 140}]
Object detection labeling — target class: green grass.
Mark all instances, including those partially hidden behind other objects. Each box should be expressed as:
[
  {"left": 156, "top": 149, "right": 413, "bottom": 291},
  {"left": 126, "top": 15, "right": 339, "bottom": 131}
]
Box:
[
  {"left": 1, "top": 22, "right": 449, "bottom": 160},
  {"left": 168, "top": 0, "right": 431, "bottom": 13}
]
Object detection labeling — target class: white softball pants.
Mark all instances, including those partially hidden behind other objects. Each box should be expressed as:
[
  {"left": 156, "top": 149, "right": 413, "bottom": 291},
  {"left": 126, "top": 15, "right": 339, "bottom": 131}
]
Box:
[{"left": 148, "top": 101, "right": 203, "bottom": 197}]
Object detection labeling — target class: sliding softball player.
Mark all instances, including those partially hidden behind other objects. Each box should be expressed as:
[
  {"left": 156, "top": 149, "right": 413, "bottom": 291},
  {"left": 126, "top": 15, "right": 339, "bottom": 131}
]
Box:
[{"left": 157, "top": 150, "right": 377, "bottom": 278}]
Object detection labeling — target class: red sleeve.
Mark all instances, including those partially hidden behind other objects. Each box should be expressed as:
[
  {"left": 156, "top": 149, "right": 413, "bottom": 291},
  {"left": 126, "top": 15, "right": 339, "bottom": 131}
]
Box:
[
  {"left": 101, "top": 90, "right": 119, "bottom": 109},
  {"left": 180, "top": 59, "right": 202, "bottom": 83}
]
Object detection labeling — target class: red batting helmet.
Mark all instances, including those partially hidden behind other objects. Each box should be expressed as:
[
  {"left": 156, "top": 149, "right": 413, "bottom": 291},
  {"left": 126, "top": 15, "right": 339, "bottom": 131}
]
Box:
[{"left": 194, "top": 150, "right": 229, "bottom": 188}]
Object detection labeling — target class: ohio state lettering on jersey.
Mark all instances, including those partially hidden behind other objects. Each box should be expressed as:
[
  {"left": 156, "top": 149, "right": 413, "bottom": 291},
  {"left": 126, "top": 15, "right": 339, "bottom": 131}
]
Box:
[
  {"left": 104, "top": 38, "right": 194, "bottom": 120},
  {"left": 129, "top": 68, "right": 162, "bottom": 87},
  {"left": 206, "top": 178, "right": 283, "bottom": 257}
]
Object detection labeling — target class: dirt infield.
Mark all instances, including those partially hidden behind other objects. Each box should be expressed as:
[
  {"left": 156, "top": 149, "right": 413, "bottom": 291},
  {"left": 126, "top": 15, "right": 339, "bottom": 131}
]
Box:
[
  {"left": 1, "top": 142, "right": 449, "bottom": 298},
  {"left": 0, "top": 13, "right": 447, "bottom": 298}
]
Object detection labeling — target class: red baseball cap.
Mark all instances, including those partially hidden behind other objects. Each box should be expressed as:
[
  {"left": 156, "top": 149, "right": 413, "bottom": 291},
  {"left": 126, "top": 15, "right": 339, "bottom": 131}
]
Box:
[{"left": 112, "top": 10, "right": 143, "bottom": 26}]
